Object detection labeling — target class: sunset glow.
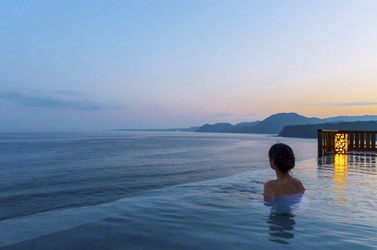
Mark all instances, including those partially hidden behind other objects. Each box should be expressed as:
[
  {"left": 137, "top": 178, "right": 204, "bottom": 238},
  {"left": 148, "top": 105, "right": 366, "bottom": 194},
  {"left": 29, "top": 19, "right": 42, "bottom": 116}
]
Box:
[{"left": 1, "top": 0, "right": 376, "bottom": 131}]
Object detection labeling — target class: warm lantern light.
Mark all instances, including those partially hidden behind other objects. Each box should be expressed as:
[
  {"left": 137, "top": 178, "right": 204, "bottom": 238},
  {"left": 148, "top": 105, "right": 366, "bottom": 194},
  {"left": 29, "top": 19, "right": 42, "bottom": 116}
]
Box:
[{"left": 334, "top": 133, "right": 348, "bottom": 154}]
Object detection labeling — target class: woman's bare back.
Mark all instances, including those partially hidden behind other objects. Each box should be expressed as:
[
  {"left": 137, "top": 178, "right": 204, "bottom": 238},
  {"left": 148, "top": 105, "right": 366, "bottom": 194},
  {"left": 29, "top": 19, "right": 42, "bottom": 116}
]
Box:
[
  {"left": 267, "top": 176, "right": 305, "bottom": 196},
  {"left": 264, "top": 176, "right": 305, "bottom": 201}
]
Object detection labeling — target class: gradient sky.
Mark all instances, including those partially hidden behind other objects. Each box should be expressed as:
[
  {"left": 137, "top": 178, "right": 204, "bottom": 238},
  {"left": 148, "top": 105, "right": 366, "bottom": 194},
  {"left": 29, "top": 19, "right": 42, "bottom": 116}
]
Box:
[{"left": 1, "top": 0, "right": 377, "bottom": 131}]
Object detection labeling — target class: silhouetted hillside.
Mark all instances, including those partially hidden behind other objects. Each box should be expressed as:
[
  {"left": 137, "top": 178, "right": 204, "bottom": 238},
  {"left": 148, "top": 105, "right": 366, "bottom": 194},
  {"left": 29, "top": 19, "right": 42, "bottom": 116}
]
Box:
[
  {"left": 196, "top": 121, "right": 261, "bottom": 133},
  {"left": 247, "top": 113, "right": 322, "bottom": 134},
  {"left": 279, "top": 121, "right": 377, "bottom": 138},
  {"left": 196, "top": 113, "right": 377, "bottom": 134},
  {"left": 322, "top": 115, "right": 377, "bottom": 123},
  {"left": 233, "top": 121, "right": 261, "bottom": 132},
  {"left": 115, "top": 113, "right": 377, "bottom": 135},
  {"left": 196, "top": 123, "right": 234, "bottom": 133}
]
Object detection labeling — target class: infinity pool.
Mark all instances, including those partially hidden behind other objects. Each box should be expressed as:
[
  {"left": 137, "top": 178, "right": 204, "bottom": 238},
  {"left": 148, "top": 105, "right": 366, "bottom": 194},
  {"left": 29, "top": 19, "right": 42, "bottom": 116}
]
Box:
[{"left": 2, "top": 154, "right": 377, "bottom": 249}]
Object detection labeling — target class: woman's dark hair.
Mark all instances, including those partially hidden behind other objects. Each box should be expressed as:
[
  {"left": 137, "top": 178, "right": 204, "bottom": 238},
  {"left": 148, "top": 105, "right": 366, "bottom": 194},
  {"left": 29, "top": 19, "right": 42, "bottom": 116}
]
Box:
[{"left": 268, "top": 143, "right": 295, "bottom": 173}]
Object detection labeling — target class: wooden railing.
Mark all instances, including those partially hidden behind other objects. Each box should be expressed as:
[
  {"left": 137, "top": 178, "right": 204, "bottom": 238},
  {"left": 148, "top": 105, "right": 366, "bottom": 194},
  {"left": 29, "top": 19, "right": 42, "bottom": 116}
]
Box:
[{"left": 318, "top": 130, "right": 377, "bottom": 157}]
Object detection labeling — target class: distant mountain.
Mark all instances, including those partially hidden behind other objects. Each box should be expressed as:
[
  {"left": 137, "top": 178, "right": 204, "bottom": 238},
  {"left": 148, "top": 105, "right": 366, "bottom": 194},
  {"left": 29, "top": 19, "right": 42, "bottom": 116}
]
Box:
[
  {"left": 234, "top": 122, "right": 260, "bottom": 128},
  {"left": 247, "top": 112, "right": 322, "bottom": 134},
  {"left": 196, "top": 123, "right": 234, "bottom": 133},
  {"left": 279, "top": 121, "right": 377, "bottom": 138},
  {"left": 322, "top": 115, "right": 377, "bottom": 123},
  {"left": 196, "top": 121, "right": 261, "bottom": 133},
  {"left": 196, "top": 113, "right": 377, "bottom": 135},
  {"left": 114, "top": 113, "right": 377, "bottom": 135},
  {"left": 233, "top": 121, "right": 262, "bottom": 132}
]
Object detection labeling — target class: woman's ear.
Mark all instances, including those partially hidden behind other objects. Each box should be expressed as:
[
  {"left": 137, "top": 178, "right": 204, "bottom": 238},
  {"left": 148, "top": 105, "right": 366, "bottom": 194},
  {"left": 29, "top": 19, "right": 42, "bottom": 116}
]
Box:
[{"left": 269, "top": 159, "right": 275, "bottom": 168}]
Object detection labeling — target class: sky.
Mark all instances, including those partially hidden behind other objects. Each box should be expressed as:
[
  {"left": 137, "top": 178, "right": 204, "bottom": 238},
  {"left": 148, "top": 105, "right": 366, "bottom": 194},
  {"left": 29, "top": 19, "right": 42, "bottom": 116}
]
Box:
[{"left": 1, "top": 0, "right": 377, "bottom": 132}]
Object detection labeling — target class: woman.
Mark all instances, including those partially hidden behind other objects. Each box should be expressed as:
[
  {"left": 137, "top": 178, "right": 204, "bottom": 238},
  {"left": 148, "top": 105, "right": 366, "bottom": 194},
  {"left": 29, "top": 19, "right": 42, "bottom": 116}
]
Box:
[{"left": 264, "top": 143, "right": 305, "bottom": 202}]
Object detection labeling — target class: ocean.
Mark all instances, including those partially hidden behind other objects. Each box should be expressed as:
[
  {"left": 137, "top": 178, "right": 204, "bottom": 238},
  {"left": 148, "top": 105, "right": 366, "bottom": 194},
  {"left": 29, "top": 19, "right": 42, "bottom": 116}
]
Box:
[{"left": 1, "top": 132, "right": 377, "bottom": 249}]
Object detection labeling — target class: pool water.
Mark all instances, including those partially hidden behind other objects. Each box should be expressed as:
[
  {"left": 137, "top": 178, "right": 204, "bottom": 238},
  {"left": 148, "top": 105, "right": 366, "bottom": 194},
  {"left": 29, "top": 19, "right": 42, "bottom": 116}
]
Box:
[
  {"left": 1, "top": 133, "right": 377, "bottom": 249},
  {"left": 2, "top": 155, "right": 377, "bottom": 249}
]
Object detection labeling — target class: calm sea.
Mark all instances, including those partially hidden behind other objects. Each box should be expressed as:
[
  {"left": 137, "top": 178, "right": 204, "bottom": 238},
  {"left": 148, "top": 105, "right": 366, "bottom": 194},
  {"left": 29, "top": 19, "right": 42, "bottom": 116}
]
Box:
[{"left": 1, "top": 132, "right": 377, "bottom": 249}]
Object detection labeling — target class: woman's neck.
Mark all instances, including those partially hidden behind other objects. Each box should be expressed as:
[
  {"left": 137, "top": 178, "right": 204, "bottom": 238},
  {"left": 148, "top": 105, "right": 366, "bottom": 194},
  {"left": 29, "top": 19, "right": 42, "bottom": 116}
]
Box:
[{"left": 275, "top": 170, "right": 291, "bottom": 179}]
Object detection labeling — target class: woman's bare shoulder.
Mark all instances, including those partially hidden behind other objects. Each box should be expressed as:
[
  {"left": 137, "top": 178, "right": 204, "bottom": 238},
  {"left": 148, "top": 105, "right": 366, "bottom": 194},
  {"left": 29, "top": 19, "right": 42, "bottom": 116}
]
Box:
[
  {"left": 292, "top": 177, "right": 305, "bottom": 191},
  {"left": 264, "top": 179, "right": 278, "bottom": 188},
  {"left": 264, "top": 180, "right": 278, "bottom": 201}
]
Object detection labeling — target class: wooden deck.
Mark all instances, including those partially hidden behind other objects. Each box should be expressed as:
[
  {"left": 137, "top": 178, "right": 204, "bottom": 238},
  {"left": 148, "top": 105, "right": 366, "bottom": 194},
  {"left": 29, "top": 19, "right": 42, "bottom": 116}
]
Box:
[{"left": 318, "top": 130, "right": 377, "bottom": 157}]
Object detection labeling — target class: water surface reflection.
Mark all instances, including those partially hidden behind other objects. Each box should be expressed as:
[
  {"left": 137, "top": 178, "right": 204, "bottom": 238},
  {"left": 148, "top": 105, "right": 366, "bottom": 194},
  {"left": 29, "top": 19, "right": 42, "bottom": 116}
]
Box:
[
  {"left": 333, "top": 154, "right": 348, "bottom": 206},
  {"left": 267, "top": 213, "right": 295, "bottom": 244},
  {"left": 265, "top": 194, "right": 303, "bottom": 244}
]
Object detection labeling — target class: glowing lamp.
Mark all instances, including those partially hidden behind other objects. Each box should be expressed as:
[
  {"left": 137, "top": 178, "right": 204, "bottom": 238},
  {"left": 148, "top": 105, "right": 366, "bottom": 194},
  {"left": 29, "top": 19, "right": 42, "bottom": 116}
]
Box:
[{"left": 334, "top": 133, "right": 348, "bottom": 154}]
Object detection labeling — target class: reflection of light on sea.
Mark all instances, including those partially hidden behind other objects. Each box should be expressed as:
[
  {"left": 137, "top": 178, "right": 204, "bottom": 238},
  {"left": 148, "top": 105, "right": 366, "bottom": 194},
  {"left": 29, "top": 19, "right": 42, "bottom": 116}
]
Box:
[{"left": 333, "top": 154, "right": 348, "bottom": 206}]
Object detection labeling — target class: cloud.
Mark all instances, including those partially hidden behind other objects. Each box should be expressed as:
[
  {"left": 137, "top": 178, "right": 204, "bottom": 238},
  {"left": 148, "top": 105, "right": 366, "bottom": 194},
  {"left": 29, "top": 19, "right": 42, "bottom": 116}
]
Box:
[
  {"left": 51, "top": 90, "right": 82, "bottom": 96},
  {"left": 0, "top": 90, "right": 122, "bottom": 111},
  {"left": 299, "top": 102, "right": 377, "bottom": 107}
]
